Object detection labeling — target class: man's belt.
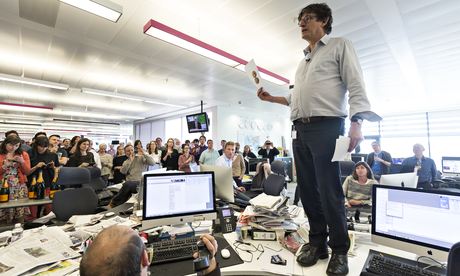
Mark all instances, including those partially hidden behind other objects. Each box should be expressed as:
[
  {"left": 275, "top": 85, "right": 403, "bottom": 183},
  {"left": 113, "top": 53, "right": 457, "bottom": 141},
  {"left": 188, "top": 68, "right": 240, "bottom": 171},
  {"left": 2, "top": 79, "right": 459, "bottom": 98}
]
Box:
[{"left": 293, "top": 116, "right": 341, "bottom": 124}]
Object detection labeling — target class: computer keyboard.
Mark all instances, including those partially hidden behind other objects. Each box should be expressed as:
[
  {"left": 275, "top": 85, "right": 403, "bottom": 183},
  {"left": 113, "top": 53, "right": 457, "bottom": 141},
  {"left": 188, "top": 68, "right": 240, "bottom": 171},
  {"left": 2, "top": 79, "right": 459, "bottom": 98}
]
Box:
[
  {"left": 148, "top": 236, "right": 199, "bottom": 264},
  {"left": 364, "top": 251, "right": 444, "bottom": 276}
]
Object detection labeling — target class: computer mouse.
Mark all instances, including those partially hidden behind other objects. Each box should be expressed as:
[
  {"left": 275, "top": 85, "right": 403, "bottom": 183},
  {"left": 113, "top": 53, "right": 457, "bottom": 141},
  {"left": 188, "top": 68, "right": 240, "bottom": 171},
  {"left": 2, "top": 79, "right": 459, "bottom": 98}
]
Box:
[
  {"left": 221, "top": 248, "right": 231, "bottom": 259},
  {"left": 104, "top": 212, "right": 115, "bottom": 217}
]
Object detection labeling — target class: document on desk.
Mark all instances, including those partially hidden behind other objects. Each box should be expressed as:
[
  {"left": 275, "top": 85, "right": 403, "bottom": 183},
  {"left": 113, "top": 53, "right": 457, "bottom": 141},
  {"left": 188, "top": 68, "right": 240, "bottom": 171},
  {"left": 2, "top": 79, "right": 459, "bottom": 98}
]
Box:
[
  {"left": 0, "top": 227, "right": 80, "bottom": 276},
  {"left": 331, "top": 135, "right": 351, "bottom": 162}
]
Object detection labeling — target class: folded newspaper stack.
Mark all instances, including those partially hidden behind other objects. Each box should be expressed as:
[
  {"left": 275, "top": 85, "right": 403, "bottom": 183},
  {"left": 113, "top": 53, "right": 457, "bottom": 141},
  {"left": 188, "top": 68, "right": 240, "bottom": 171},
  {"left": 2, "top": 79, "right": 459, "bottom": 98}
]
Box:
[{"left": 243, "top": 193, "right": 296, "bottom": 231}]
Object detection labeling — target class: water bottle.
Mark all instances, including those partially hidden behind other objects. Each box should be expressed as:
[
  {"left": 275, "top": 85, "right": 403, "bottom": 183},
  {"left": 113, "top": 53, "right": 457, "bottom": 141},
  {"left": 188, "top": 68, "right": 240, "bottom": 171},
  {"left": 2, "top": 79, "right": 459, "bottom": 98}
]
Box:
[
  {"left": 235, "top": 223, "right": 243, "bottom": 241},
  {"left": 11, "top": 223, "right": 24, "bottom": 242}
]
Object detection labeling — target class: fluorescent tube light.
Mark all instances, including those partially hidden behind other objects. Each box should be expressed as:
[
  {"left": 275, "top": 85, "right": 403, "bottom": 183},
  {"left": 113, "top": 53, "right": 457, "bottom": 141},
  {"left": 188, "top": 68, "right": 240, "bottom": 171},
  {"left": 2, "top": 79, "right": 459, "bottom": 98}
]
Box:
[
  {"left": 82, "top": 88, "right": 185, "bottom": 108},
  {"left": 0, "top": 102, "right": 53, "bottom": 112},
  {"left": 143, "top": 19, "right": 290, "bottom": 85},
  {"left": 0, "top": 73, "right": 69, "bottom": 90},
  {"left": 60, "top": 0, "right": 122, "bottom": 22}
]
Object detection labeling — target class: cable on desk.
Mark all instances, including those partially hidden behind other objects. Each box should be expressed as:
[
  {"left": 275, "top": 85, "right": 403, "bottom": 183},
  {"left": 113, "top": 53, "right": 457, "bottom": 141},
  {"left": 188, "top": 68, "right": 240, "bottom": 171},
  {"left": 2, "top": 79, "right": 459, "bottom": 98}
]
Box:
[
  {"left": 232, "top": 240, "right": 264, "bottom": 262},
  {"left": 416, "top": 255, "right": 447, "bottom": 271}
]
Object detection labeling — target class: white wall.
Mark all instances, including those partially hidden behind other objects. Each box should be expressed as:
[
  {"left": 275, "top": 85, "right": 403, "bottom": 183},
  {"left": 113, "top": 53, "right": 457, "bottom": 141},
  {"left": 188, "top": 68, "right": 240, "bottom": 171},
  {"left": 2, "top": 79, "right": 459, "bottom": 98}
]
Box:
[{"left": 215, "top": 105, "right": 291, "bottom": 153}]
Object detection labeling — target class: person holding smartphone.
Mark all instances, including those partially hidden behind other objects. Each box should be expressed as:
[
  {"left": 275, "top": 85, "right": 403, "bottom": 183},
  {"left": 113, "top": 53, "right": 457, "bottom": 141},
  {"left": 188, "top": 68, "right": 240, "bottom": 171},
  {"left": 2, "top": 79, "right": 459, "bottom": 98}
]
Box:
[{"left": 66, "top": 138, "right": 96, "bottom": 168}]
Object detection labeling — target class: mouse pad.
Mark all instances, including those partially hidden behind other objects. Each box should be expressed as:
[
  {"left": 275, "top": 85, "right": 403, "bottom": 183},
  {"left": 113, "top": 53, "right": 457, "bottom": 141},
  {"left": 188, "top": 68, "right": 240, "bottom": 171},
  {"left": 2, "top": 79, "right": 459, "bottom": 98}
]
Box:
[{"left": 149, "top": 235, "right": 243, "bottom": 276}]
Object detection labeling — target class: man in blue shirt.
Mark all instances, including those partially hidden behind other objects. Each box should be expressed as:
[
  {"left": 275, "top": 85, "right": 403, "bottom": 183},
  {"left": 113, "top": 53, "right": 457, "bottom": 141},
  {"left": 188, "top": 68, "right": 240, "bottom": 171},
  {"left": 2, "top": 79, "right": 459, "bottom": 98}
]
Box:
[
  {"left": 366, "top": 141, "right": 392, "bottom": 180},
  {"left": 401, "top": 143, "right": 437, "bottom": 189}
]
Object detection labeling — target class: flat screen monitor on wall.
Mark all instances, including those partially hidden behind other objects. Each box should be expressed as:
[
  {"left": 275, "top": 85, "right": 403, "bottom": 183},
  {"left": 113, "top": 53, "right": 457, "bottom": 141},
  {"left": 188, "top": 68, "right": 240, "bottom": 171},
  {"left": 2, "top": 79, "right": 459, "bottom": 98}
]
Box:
[{"left": 186, "top": 112, "right": 209, "bottom": 133}]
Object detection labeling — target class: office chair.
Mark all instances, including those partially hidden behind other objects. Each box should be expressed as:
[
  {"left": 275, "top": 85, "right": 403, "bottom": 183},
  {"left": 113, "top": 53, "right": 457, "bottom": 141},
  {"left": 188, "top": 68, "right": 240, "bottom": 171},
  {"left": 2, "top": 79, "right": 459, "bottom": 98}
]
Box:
[
  {"left": 56, "top": 167, "right": 91, "bottom": 188},
  {"left": 52, "top": 187, "right": 99, "bottom": 221},
  {"left": 339, "top": 161, "right": 355, "bottom": 184},
  {"left": 263, "top": 174, "right": 285, "bottom": 196},
  {"left": 448, "top": 241, "right": 460, "bottom": 276},
  {"left": 83, "top": 167, "right": 107, "bottom": 191},
  {"left": 389, "top": 163, "right": 402, "bottom": 174},
  {"left": 271, "top": 160, "right": 286, "bottom": 176}
]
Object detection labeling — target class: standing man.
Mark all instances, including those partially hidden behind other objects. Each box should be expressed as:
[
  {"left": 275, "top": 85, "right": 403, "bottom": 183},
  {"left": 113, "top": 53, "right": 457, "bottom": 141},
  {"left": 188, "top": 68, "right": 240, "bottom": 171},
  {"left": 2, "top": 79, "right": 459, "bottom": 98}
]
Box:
[
  {"left": 400, "top": 143, "right": 437, "bottom": 189},
  {"left": 199, "top": 139, "right": 220, "bottom": 165},
  {"left": 48, "top": 134, "right": 68, "bottom": 166},
  {"left": 218, "top": 140, "right": 226, "bottom": 156},
  {"left": 257, "top": 3, "right": 379, "bottom": 275},
  {"left": 366, "top": 141, "right": 392, "bottom": 180},
  {"left": 195, "top": 135, "right": 208, "bottom": 164},
  {"left": 215, "top": 141, "right": 246, "bottom": 192}
]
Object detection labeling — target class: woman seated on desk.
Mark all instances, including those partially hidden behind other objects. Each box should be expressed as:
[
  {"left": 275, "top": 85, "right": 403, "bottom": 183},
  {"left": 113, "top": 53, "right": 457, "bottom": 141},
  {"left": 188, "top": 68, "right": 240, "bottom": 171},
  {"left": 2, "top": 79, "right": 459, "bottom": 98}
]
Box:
[{"left": 343, "top": 161, "right": 378, "bottom": 207}]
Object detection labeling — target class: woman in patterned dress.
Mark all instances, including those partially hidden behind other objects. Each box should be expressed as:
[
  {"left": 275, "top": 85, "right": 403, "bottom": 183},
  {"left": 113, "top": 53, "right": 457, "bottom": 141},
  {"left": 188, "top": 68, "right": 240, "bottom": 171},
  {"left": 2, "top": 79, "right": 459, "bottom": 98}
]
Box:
[{"left": 0, "top": 135, "right": 31, "bottom": 224}]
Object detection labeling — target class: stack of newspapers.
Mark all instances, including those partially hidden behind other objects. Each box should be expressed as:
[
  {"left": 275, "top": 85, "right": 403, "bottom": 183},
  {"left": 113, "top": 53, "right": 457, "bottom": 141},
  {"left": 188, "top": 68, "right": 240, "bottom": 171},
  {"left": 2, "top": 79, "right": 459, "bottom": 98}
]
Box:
[{"left": 242, "top": 193, "right": 297, "bottom": 231}]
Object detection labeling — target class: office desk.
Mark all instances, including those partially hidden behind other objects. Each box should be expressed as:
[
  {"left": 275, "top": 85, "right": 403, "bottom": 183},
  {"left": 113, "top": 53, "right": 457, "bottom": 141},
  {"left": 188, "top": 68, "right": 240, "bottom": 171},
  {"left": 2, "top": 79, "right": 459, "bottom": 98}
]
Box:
[
  {"left": 219, "top": 232, "right": 418, "bottom": 275},
  {"left": 0, "top": 198, "right": 52, "bottom": 209}
]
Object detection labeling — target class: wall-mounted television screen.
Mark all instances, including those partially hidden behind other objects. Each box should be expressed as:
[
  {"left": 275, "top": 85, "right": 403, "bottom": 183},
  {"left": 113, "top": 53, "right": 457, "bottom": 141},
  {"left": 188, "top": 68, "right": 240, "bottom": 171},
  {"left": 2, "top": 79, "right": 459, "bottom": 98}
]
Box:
[{"left": 186, "top": 112, "right": 209, "bottom": 133}]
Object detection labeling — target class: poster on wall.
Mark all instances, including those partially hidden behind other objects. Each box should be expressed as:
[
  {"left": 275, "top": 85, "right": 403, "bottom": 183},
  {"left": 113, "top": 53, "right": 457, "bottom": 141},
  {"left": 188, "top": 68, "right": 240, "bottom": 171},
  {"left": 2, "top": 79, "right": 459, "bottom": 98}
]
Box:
[{"left": 237, "top": 132, "right": 262, "bottom": 153}]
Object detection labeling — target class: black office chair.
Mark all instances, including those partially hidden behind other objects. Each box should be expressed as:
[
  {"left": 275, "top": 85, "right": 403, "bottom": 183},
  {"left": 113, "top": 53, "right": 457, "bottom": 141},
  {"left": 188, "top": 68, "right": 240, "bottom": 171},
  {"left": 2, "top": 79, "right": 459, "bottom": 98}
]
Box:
[
  {"left": 271, "top": 160, "right": 286, "bottom": 177},
  {"left": 83, "top": 167, "right": 107, "bottom": 191},
  {"left": 56, "top": 167, "right": 91, "bottom": 188},
  {"left": 52, "top": 187, "right": 99, "bottom": 221},
  {"left": 448, "top": 242, "right": 460, "bottom": 275},
  {"left": 339, "top": 161, "right": 355, "bottom": 184},
  {"left": 389, "top": 164, "right": 402, "bottom": 174},
  {"left": 263, "top": 174, "right": 285, "bottom": 196}
]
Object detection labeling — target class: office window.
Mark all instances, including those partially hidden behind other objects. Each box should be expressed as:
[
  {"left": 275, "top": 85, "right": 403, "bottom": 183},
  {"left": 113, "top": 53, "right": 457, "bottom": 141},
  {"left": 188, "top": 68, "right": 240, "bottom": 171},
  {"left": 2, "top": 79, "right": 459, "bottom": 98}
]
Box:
[{"left": 165, "top": 117, "right": 182, "bottom": 142}]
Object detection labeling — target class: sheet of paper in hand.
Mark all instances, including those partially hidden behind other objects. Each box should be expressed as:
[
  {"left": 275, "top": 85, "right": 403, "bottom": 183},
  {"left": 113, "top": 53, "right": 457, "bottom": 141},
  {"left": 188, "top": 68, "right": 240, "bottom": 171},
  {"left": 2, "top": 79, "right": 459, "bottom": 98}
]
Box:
[{"left": 245, "top": 59, "right": 263, "bottom": 89}]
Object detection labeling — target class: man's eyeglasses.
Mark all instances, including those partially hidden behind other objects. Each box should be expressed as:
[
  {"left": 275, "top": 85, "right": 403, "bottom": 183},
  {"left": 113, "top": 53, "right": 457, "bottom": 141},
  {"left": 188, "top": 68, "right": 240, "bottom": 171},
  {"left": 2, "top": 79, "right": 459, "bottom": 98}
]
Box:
[{"left": 298, "top": 15, "right": 317, "bottom": 25}]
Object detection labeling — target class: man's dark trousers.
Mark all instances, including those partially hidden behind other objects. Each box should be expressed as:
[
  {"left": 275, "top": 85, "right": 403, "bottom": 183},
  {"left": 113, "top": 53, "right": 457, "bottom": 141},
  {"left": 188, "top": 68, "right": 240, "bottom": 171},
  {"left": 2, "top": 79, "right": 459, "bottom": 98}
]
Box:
[{"left": 292, "top": 117, "right": 349, "bottom": 254}]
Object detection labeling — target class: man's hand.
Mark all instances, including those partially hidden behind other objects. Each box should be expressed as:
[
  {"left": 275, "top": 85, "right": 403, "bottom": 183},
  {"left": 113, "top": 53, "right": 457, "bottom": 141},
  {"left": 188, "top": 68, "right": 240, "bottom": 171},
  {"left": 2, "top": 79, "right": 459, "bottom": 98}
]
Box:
[
  {"left": 193, "top": 234, "right": 218, "bottom": 275},
  {"left": 237, "top": 186, "right": 246, "bottom": 192},
  {"left": 257, "top": 87, "right": 272, "bottom": 102},
  {"left": 79, "top": 162, "right": 90, "bottom": 168},
  {"left": 348, "top": 122, "right": 363, "bottom": 152}
]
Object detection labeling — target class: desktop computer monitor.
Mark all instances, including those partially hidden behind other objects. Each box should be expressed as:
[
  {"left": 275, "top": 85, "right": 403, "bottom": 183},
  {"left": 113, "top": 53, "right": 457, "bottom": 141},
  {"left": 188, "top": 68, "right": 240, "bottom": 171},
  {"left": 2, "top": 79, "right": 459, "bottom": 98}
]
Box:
[
  {"left": 442, "top": 156, "right": 460, "bottom": 177},
  {"left": 141, "top": 172, "right": 217, "bottom": 230},
  {"left": 379, "top": 172, "right": 418, "bottom": 188},
  {"left": 200, "top": 164, "right": 234, "bottom": 203},
  {"left": 372, "top": 184, "right": 460, "bottom": 262}
]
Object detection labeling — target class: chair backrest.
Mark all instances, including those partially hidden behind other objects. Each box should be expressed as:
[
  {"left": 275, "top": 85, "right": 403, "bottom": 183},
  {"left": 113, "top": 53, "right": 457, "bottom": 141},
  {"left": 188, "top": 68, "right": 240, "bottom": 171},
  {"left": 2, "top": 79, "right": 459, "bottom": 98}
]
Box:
[
  {"left": 56, "top": 167, "right": 91, "bottom": 187},
  {"left": 83, "top": 167, "right": 107, "bottom": 191},
  {"left": 339, "top": 161, "right": 355, "bottom": 177},
  {"left": 448, "top": 241, "right": 460, "bottom": 276},
  {"left": 271, "top": 160, "right": 286, "bottom": 176},
  {"left": 263, "top": 174, "right": 285, "bottom": 196},
  {"left": 52, "top": 187, "right": 98, "bottom": 221}
]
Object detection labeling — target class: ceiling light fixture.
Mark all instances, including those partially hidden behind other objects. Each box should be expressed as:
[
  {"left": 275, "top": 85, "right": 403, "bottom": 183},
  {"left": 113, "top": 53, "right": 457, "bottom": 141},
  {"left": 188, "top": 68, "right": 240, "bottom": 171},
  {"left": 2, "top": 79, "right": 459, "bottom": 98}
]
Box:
[
  {"left": 0, "top": 101, "right": 53, "bottom": 111},
  {"left": 143, "top": 19, "right": 290, "bottom": 85},
  {"left": 0, "top": 73, "right": 69, "bottom": 90},
  {"left": 53, "top": 118, "right": 120, "bottom": 125},
  {"left": 59, "top": 0, "right": 122, "bottom": 22},
  {"left": 81, "top": 88, "right": 186, "bottom": 108}
]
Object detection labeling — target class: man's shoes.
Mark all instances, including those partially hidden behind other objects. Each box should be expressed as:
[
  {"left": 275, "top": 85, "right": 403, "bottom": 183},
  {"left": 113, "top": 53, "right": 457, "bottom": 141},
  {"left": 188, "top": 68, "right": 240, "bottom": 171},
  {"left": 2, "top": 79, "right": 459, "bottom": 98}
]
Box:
[
  {"left": 326, "top": 253, "right": 348, "bottom": 276},
  {"left": 296, "top": 244, "right": 329, "bottom": 267}
]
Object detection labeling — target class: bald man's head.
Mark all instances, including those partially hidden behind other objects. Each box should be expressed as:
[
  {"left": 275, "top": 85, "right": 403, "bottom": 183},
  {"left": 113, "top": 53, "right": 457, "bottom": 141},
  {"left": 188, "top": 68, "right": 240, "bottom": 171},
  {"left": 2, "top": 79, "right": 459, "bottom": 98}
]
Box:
[{"left": 80, "top": 225, "right": 147, "bottom": 276}]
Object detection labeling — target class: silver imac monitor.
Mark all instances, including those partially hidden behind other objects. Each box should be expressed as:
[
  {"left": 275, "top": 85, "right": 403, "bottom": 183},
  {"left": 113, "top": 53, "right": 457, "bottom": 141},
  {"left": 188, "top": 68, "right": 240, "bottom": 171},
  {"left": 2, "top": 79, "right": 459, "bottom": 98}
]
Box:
[
  {"left": 442, "top": 156, "right": 460, "bottom": 177},
  {"left": 379, "top": 172, "right": 418, "bottom": 188},
  {"left": 372, "top": 184, "right": 460, "bottom": 262},
  {"left": 141, "top": 172, "right": 217, "bottom": 230},
  {"left": 200, "top": 164, "right": 234, "bottom": 203}
]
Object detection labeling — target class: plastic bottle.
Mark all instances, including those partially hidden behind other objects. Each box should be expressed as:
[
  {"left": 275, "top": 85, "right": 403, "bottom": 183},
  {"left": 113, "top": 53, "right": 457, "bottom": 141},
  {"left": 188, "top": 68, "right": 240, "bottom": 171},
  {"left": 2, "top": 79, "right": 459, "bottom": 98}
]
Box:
[{"left": 11, "top": 223, "right": 24, "bottom": 242}]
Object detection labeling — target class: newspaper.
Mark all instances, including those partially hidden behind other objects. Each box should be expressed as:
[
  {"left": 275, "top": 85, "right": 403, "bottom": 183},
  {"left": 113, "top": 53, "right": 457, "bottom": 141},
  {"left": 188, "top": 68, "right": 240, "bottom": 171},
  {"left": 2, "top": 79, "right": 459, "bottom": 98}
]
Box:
[
  {"left": 0, "top": 227, "right": 80, "bottom": 276},
  {"left": 79, "top": 216, "right": 139, "bottom": 234}
]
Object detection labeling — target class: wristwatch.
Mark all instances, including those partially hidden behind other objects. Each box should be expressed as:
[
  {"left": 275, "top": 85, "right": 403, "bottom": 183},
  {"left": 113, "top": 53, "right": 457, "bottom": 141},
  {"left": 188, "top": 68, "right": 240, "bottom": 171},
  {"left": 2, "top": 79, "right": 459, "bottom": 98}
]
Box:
[{"left": 351, "top": 115, "right": 363, "bottom": 125}]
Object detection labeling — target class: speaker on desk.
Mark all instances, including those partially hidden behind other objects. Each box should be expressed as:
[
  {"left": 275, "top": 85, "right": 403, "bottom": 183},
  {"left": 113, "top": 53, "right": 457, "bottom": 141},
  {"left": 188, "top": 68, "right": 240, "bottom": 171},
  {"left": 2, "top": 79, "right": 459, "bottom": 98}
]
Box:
[{"left": 448, "top": 241, "right": 460, "bottom": 276}]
